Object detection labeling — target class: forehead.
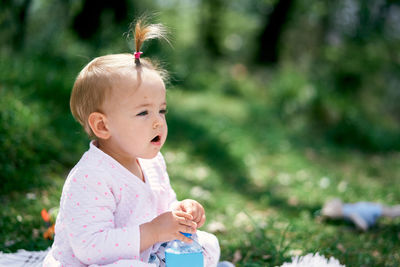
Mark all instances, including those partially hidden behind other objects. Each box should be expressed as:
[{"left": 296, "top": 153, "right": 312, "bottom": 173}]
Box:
[{"left": 111, "top": 69, "right": 166, "bottom": 104}]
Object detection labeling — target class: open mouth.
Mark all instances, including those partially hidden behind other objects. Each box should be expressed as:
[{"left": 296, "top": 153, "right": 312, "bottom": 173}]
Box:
[{"left": 151, "top": 135, "right": 161, "bottom": 143}]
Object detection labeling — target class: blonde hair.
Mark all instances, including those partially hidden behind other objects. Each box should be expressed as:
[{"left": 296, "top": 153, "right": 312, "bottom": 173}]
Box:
[{"left": 70, "top": 18, "right": 168, "bottom": 137}]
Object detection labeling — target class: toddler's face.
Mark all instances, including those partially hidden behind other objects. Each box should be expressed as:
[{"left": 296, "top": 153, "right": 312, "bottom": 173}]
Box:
[{"left": 102, "top": 70, "right": 168, "bottom": 160}]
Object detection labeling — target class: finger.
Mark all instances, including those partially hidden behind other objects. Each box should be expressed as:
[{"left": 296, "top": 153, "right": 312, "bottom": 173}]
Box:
[
  {"left": 174, "top": 210, "right": 193, "bottom": 220},
  {"left": 186, "top": 202, "right": 195, "bottom": 215},
  {"left": 192, "top": 206, "right": 202, "bottom": 221},
  {"left": 179, "top": 201, "right": 192, "bottom": 214},
  {"left": 180, "top": 201, "right": 188, "bottom": 212},
  {"left": 191, "top": 206, "right": 204, "bottom": 224},
  {"left": 178, "top": 216, "right": 197, "bottom": 228},
  {"left": 186, "top": 207, "right": 193, "bottom": 216},
  {"left": 192, "top": 211, "right": 202, "bottom": 224},
  {"left": 197, "top": 214, "right": 206, "bottom": 228}
]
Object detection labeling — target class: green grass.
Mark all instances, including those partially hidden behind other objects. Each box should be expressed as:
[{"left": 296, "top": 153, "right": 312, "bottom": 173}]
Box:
[
  {"left": 164, "top": 89, "right": 400, "bottom": 266},
  {"left": 1, "top": 55, "right": 399, "bottom": 266}
]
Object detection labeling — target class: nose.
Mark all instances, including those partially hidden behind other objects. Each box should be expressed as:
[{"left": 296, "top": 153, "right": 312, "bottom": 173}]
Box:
[
  {"left": 153, "top": 112, "right": 166, "bottom": 129},
  {"left": 153, "top": 118, "right": 162, "bottom": 129}
]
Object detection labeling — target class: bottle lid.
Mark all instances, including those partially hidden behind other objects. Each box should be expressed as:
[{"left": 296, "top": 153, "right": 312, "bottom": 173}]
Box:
[{"left": 180, "top": 232, "right": 192, "bottom": 238}]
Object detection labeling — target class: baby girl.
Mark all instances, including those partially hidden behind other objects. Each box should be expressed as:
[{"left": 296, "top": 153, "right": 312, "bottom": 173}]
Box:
[{"left": 43, "top": 18, "right": 220, "bottom": 267}]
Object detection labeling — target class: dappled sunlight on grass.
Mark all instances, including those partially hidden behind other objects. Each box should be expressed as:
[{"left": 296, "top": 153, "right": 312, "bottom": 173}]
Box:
[
  {"left": 162, "top": 84, "right": 400, "bottom": 266},
  {"left": 1, "top": 54, "right": 399, "bottom": 265}
]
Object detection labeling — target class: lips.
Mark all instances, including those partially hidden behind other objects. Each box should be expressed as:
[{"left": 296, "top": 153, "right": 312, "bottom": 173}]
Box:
[{"left": 151, "top": 135, "right": 161, "bottom": 143}]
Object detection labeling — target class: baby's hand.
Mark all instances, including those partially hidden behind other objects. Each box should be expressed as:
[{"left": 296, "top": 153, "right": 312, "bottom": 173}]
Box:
[
  {"left": 150, "top": 211, "right": 197, "bottom": 243},
  {"left": 174, "top": 199, "right": 206, "bottom": 228}
]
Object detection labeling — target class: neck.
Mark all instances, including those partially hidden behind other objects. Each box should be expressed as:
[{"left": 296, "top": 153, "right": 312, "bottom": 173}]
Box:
[{"left": 96, "top": 139, "right": 144, "bottom": 182}]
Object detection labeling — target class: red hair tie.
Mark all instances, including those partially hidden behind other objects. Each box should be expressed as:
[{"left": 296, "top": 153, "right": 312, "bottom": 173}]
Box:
[{"left": 134, "top": 51, "right": 143, "bottom": 59}]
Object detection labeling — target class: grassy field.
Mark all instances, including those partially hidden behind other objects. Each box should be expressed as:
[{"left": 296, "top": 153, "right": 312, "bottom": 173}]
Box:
[{"left": 1, "top": 54, "right": 399, "bottom": 266}]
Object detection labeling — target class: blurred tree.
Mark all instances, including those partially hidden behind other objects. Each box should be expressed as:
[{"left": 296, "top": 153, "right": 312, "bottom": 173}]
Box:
[
  {"left": 72, "top": 0, "right": 129, "bottom": 40},
  {"left": 289, "top": 0, "right": 400, "bottom": 151},
  {"left": 1, "top": 0, "right": 32, "bottom": 50},
  {"left": 200, "top": 0, "right": 223, "bottom": 57},
  {"left": 256, "top": 0, "right": 295, "bottom": 64}
]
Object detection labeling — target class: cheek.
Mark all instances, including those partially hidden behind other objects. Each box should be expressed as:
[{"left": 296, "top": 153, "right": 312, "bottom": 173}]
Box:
[
  {"left": 162, "top": 128, "right": 168, "bottom": 144},
  {"left": 163, "top": 124, "right": 168, "bottom": 136}
]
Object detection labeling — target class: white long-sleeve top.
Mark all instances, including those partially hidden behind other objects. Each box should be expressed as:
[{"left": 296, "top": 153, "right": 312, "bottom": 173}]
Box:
[{"left": 43, "top": 141, "right": 178, "bottom": 267}]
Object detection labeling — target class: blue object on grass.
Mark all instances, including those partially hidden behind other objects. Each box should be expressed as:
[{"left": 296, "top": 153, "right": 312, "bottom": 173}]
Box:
[{"left": 342, "top": 202, "right": 382, "bottom": 227}]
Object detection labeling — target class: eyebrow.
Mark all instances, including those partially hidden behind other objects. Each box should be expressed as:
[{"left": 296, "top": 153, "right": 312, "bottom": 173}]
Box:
[{"left": 134, "top": 102, "right": 167, "bottom": 109}]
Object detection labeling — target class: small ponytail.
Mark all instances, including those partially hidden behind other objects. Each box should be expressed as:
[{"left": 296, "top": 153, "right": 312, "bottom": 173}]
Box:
[{"left": 133, "top": 17, "right": 169, "bottom": 66}]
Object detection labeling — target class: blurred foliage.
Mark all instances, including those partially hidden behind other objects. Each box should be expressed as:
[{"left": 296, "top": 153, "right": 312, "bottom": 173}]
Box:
[
  {"left": 0, "top": 50, "right": 91, "bottom": 194},
  {"left": 0, "top": 87, "right": 54, "bottom": 191},
  {"left": 1, "top": 0, "right": 400, "bottom": 265},
  {"left": 280, "top": 0, "right": 400, "bottom": 151}
]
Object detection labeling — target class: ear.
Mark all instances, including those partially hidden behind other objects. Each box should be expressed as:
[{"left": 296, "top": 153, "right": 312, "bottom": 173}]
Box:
[{"left": 88, "top": 112, "right": 111, "bottom": 139}]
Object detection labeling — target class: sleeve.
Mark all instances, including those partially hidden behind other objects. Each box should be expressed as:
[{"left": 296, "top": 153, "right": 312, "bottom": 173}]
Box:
[
  {"left": 61, "top": 168, "right": 141, "bottom": 265},
  {"left": 157, "top": 153, "right": 179, "bottom": 209}
]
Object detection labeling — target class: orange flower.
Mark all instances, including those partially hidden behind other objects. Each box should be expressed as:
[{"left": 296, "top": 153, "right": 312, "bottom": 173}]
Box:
[{"left": 41, "top": 208, "right": 50, "bottom": 222}]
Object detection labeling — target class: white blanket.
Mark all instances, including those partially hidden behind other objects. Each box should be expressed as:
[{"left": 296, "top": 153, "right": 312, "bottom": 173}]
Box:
[{"left": 0, "top": 248, "right": 49, "bottom": 267}]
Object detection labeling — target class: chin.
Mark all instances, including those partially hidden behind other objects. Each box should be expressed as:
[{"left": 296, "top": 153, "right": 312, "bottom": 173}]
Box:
[{"left": 141, "top": 151, "right": 160, "bottom": 159}]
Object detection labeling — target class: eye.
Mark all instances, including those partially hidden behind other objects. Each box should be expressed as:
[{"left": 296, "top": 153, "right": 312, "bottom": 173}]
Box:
[
  {"left": 160, "top": 109, "right": 168, "bottom": 115},
  {"left": 137, "top": 111, "right": 148, "bottom": 116}
]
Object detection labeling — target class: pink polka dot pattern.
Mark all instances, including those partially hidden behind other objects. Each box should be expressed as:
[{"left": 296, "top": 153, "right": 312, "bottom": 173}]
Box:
[{"left": 43, "top": 142, "right": 204, "bottom": 267}]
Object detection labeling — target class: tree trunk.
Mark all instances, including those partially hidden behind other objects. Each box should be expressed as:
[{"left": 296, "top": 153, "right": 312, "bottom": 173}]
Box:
[
  {"left": 200, "top": 0, "right": 223, "bottom": 57},
  {"left": 3, "top": 0, "right": 32, "bottom": 50},
  {"left": 72, "top": 0, "right": 128, "bottom": 40},
  {"left": 256, "top": 0, "right": 294, "bottom": 64}
]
